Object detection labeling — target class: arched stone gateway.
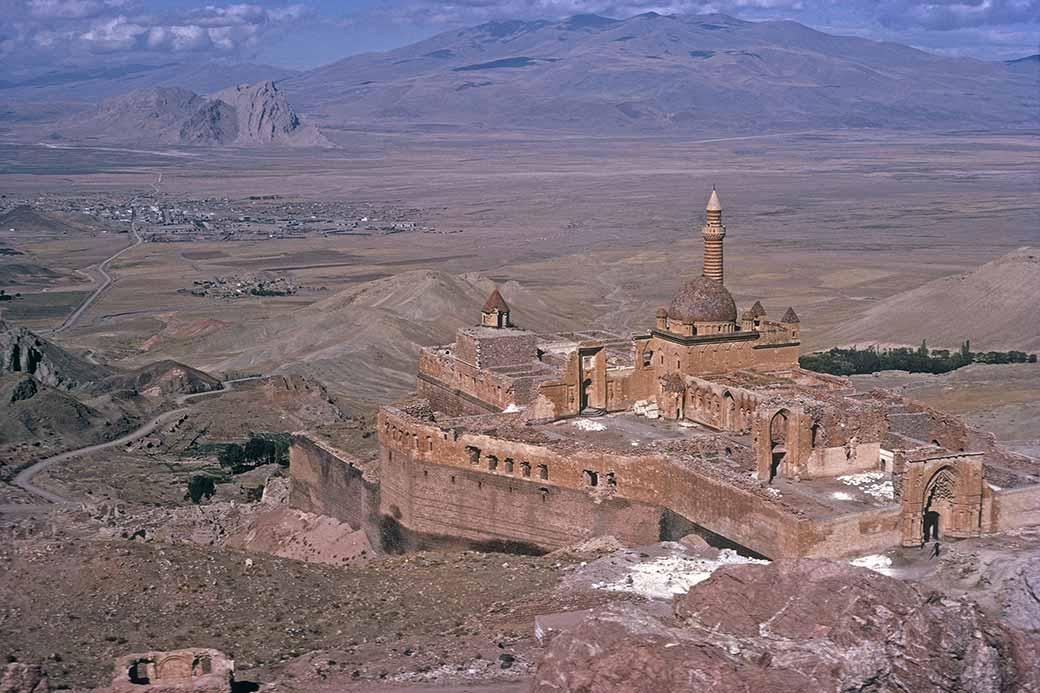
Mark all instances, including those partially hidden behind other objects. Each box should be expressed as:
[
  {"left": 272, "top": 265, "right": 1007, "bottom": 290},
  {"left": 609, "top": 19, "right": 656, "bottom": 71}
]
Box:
[
  {"left": 900, "top": 454, "right": 985, "bottom": 546},
  {"left": 768, "top": 409, "right": 789, "bottom": 482}
]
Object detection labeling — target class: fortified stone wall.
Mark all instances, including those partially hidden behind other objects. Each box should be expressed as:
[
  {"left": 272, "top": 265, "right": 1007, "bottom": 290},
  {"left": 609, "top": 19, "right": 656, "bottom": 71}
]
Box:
[
  {"left": 288, "top": 435, "right": 378, "bottom": 529},
  {"left": 379, "top": 451, "right": 663, "bottom": 551},
  {"left": 377, "top": 406, "right": 903, "bottom": 558}
]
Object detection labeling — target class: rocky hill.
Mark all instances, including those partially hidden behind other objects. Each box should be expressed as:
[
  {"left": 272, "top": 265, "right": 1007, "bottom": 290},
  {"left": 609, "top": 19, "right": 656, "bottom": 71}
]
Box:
[
  {"left": 282, "top": 12, "right": 1038, "bottom": 134},
  {"left": 0, "top": 320, "right": 114, "bottom": 391},
  {"left": 211, "top": 81, "right": 328, "bottom": 146},
  {"left": 819, "top": 247, "right": 1040, "bottom": 352},
  {"left": 0, "top": 374, "right": 107, "bottom": 447},
  {"left": 535, "top": 559, "right": 1040, "bottom": 691},
  {"left": 52, "top": 80, "right": 325, "bottom": 147}
]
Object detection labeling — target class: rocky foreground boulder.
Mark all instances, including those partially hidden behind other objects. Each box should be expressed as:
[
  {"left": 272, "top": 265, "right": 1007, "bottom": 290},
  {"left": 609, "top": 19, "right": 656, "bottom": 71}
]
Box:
[{"left": 532, "top": 559, "right": 1040, "bottom": 692}]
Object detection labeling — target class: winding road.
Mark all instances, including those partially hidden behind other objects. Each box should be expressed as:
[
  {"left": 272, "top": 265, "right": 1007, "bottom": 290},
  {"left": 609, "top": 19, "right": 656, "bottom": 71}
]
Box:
[
  {"left": 51, "top": 211, "right": 143, "bottom": 335},
  {"left": 1, "top": 375, "right": 263, "bottom": 513}
]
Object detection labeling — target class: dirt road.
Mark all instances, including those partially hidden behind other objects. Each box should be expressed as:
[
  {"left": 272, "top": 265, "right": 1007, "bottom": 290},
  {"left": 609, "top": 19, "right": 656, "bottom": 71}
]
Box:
[{"left": 2, "top": 375, "right": 263, "bottom": 511}]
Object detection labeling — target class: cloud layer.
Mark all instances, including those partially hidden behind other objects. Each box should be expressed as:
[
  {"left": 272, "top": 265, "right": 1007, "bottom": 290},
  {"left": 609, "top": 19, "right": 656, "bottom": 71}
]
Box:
[{"left": 0, "top": 1, "right": 308, "bottom": 74}]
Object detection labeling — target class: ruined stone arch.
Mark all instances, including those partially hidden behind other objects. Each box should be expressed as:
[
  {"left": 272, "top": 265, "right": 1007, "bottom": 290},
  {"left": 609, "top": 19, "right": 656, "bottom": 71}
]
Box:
[
  {"left": 722, "top": 390, "right": 737, "bottom": 430},
  {"left": 768, "top": 408, "right": 791, "bottom": 482}
]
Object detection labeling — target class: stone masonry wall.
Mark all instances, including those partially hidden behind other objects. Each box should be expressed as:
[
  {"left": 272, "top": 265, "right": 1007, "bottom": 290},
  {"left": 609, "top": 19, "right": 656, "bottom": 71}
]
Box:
[
  {"left": 418, "top": 349, "right": 517, "bottom": 414},
  {"left": 380, "top": 407, "right": 825, "bottom": 558},
  {"left": 288, "top": 435, "right": 378, "bottom": 528}
]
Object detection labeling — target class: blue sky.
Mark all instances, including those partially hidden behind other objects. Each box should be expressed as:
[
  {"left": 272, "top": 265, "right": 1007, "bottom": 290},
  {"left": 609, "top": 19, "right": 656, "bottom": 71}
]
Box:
[{"left": 1, "top": 0, "right": 1037, "bottom": 77}]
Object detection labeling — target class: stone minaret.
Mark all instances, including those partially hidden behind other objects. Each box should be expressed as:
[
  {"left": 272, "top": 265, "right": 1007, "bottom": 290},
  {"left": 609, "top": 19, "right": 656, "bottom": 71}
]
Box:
[{"left": 701, "top": 187, "right": 726, "bottom": 283}]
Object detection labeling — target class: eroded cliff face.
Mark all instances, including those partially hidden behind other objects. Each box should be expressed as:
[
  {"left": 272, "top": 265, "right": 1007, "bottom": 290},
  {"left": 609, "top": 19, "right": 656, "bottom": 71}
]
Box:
[
  {"left": 533, "top": 559, "right": 1040, "bottom": 693},
  {"left": 0, "top": 320, "right": 112, "bottom": 391},
  {"left": 212, "top": 81, "right": 307, "bottom": 145}
]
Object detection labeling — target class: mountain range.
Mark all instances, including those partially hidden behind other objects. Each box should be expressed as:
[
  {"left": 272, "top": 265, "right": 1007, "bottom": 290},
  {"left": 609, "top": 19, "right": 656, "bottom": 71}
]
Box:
[
  {"left": 283, "top": 12, "right": 1038, "bottom": 134},
  {"left": 3, "top": 13, "right": 1037, "bottom": 144}
]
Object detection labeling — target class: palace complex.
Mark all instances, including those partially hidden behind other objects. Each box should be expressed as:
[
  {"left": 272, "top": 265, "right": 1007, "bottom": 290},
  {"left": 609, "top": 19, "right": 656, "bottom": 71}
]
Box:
[{"left": 289, "top": 189, "right": 1040, "bottom": 558}]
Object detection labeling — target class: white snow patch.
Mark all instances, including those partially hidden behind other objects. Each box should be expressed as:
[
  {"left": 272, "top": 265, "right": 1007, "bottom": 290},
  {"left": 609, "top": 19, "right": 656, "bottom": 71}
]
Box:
[
  {"left": 832, "top": 491, "right": 853, "bottom": 501},
  {"left": 573, "top": 419, "right": 607, "bottom": 432},
  {"left": 837, "top": 471, "right": 895, "bottom": 501},
  {"left": 593, "top": 549, "right": 769, "bottom": 600},
  {"left": 849, "top": 554, "right": 894, "bottom": 576}
]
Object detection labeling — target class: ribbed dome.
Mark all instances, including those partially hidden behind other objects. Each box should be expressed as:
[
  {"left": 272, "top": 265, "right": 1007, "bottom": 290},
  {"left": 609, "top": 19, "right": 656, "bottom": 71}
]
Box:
[{"left": 668, "top": 275, "right": 738, "bottom": 323}]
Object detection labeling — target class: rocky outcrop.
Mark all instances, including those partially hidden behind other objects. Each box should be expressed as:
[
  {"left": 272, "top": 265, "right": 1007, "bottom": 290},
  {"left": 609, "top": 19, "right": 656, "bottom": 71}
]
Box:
[
  {"left": 58, "top": 81, "right": 326, "bottom": 147},
  {"left": 533, "top": 560, "right": 1040, "bottom": 692},
  {"left": 212, "top": 81, "right": 324, "bottom": 146},
  {"left": 0, "top": 663, "right": 49, "bottom": 693},
  {"left": 0, "top": 322, "right": 219, "bottom": 399},
  {"left": 91, "top": 359, "right": 223, "bottom": 399},
  {"left": 0, "top": 320, "right": 112, "bottom": 391}
]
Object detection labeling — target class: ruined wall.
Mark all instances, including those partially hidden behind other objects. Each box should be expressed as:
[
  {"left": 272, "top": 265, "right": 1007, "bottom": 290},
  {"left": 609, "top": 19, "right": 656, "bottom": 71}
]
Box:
[
  {"left": 990, "top": 485, "right": 1040, "bottom": 533},
  {"left": 288, "top": 435, "right": 378, "bottom": 528},
  {"left": 380, "top": 450, "right": 663, "bottom": 551},
  {"left": 798, "top": 506, "right": 902, "bottom": 557},
  {"left": 888, "top": 408, "right": 974, "bottom": 451},
  {"left": 804, "top": 443, "right": 882, "bottom": 477},
  {"left": 379, "top": 407, "right": 813, "bottom": 558},
  {"left": 417, "top": 349, "right": 515, "bottom": 414},
  {"left": 682, "top": 378, "right": 760, "bottom": 432}
]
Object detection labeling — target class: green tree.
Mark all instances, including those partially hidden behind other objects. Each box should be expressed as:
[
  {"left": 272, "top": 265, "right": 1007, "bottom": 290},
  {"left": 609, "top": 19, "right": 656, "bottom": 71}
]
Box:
[{"left": 185, "top": 475, "right": 216, "bottom": 504}]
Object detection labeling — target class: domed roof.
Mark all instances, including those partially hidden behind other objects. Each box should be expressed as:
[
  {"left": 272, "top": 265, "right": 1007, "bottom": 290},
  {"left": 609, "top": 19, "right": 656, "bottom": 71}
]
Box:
[{"left": 667, "top": 275, "right": 738, "bottom": 324}]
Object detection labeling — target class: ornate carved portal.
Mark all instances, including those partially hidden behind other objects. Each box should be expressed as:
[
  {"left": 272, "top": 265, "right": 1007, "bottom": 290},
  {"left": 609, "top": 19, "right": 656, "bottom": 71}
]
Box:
[{"left": 900, "top": 454, "right": 984, "bottom": 546}]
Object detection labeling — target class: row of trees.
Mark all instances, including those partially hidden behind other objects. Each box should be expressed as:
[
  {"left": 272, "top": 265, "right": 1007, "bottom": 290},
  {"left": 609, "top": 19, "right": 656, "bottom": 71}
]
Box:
[
  {"left": 800, "top": 340, "right": 1036, "bottom": 376},
  {"left": 217, "top": 433, "right": 292, "bottom": 473},
  {"left": 185, "top": 432, "right": 292, "bottom": 504}
]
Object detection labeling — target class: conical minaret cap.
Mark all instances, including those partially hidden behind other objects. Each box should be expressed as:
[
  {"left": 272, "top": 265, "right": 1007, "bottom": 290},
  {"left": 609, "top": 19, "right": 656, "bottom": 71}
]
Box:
[{"left": 706, "top": 187, "right": 722, "bottom": 212}]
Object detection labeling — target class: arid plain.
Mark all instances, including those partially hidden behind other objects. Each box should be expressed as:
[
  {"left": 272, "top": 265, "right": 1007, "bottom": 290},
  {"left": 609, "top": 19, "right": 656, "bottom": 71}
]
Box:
[{"left": 2, "top": 130, "right": 1037, "bottom": 404}]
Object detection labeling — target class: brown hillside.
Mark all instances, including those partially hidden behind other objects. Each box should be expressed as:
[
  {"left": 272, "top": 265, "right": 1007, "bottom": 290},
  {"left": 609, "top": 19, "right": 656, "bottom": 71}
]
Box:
[
  {"left": 820, "top": 247, "right": 1039, "bottom": 352},
  {"left": 138, "top": 270, "right": 573, "bottom": 408}
]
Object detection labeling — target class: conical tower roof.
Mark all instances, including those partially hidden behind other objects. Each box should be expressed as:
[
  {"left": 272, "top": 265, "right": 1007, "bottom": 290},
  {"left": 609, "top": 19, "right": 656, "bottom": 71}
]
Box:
[
  {"left": 482, "top": 287, "right": 510, "bottom": 313},
  {"left": 706, "top": 187, "right": 722, "bottom": 212},
  {"left": 781, "top": 307, "right": 800, "bottom": 323},
  {"left": 748, "top": 300, "right": 766, "bottom": 317}
]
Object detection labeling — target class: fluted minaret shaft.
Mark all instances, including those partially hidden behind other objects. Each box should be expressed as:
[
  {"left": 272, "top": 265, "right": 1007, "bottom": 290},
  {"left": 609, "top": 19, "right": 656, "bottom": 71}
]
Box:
[{"left": 702, "top": 190, "right": 726, "bottom": 283}]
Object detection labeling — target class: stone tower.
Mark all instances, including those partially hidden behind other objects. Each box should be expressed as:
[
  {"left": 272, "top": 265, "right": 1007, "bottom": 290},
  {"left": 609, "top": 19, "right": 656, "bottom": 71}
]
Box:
[
  {"left": 702, "top": 187, "right": 726, "bottom": 284},
  {"left": 481, "top": 287, "right": 511, "bottom": 328}
]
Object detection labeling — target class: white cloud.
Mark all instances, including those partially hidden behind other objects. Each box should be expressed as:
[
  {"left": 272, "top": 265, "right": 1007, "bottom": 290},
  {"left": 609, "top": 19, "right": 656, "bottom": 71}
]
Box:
[{"left": 0, "top": 0, "right": 309, "bottom": 71}]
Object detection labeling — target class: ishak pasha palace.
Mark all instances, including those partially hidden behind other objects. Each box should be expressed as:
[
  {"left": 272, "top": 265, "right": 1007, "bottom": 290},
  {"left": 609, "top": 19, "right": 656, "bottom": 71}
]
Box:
[{"left": 290, "top": 189, "right": 1040, "bottom": 559}]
